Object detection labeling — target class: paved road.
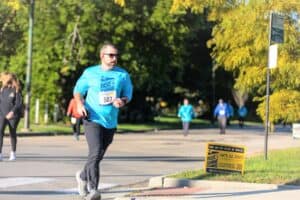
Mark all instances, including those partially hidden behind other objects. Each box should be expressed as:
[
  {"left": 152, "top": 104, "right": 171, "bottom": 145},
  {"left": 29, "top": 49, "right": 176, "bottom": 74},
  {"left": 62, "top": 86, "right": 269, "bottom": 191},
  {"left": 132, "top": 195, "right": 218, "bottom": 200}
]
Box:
[{"left": 0, "top": 126, "right": 299, "bottom": 200}]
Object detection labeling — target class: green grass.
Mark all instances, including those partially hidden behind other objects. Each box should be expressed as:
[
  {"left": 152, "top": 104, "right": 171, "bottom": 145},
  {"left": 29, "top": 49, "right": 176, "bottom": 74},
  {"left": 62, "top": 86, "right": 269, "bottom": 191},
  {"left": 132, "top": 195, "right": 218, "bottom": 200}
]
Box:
[
  {"left": 14, "top": 115, "right": 212, "bottom": 134},
  {"left": 171, "top": 147, "right": 300, "bottom": 186},
  {"left": 14, "top": 115, "right": 262, "bottom": 135}
]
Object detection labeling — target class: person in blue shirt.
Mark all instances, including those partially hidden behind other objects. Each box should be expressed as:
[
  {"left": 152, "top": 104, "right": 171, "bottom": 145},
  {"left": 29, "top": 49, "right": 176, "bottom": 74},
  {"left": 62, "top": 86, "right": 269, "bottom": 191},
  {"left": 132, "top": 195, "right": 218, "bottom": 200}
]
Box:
[
  {"left": 178, "top": 98, "right": 195, "bottom": 136},
  {"left": 214, "top": 99, "right": 230, "bottom": 134},
  {"left": 238, "top": 105, "right": 248, "bottom": 128},
  {"left": 73, "top": 43, "right": 133, "bottom": 200},
  {"left": 227, "top": 100, "right": 234, "bottom": 126}
]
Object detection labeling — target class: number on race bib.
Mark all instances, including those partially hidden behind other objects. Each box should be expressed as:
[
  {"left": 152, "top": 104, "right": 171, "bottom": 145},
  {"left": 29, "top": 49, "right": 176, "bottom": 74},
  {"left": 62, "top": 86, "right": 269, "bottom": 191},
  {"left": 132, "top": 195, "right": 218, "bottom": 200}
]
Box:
[{"left": 99, "top": 90, "right": 116, "bottom": 105}]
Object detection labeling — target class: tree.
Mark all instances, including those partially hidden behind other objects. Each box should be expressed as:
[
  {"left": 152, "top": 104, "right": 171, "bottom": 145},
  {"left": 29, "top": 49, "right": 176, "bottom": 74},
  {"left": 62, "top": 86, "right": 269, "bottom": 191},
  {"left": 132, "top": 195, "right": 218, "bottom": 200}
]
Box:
[
  {"left": 0, "top": 1, "right": 23, "bottom": 72},
  {"left": 207, "top": 1, "right": 300, "bottom": 124},
  {"left": 1, "top": 0, "right": 221, "bottom": 123},
  {"left": 173, "top": 0, "right": 300, "bottom": 124}
]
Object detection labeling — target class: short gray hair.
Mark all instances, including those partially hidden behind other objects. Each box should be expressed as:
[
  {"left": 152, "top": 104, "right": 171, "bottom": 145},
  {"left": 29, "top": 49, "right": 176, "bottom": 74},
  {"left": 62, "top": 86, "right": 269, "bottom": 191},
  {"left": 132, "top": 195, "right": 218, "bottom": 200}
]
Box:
[{"left": 100, "top": 43, "right": 117, "bottom": 54}]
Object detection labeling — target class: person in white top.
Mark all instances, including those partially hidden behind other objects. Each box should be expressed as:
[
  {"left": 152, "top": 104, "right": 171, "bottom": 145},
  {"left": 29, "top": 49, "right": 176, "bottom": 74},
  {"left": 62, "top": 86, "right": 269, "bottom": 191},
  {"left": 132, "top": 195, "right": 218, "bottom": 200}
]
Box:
[{"left": 213, "top": 99, "right": 230, "bottom": 134}]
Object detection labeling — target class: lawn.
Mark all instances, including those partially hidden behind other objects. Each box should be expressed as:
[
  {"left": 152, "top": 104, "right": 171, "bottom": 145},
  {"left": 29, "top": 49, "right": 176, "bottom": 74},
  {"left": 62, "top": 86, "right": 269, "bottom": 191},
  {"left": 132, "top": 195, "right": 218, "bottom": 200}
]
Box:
[
  {"left": 171, "top": 147, "right": 300, "bottom": 186},
  {"left": 14, "top": 115, "right": 212, "bottom": 135}
]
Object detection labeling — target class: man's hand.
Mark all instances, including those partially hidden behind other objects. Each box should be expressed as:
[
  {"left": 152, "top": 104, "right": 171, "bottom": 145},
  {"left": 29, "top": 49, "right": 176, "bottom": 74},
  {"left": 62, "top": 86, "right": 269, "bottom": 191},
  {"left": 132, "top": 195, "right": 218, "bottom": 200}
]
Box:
[
  {"left": 6, "top": 111, "right": 14, "bottom": 120},
  {"left": 74, "top": 93, "right": 87, "bottom": 117},
  {"left": 113, "top": 98, "right": 126, "bottom": 108},
  {"left": 76, "top": 102, "right": 87, "bottom": 117}
]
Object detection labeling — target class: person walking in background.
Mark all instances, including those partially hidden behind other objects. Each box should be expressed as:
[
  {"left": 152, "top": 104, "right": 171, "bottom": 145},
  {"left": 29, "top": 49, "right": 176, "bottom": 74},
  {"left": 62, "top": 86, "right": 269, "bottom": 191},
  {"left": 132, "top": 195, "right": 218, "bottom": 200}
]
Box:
[
  {"left": 227, "top": 100, "right": 234, "bottom": 126},
  {"left": 73, "top": 43, "right": 133, "bottom": 200},
  {"left": 67, "top": 97, "right": 82, "bottom": 140},
  {"left": 214, "top": 99, "right": 230, "bottom": 134},
  {"left": 238, "top": 105, "right": 248, "bottom": 128},
  {"left": 178, "top": 98, "right": 195, "bottom": 136},
  {"left": 0, "top": 72, "right": 22, "bottom": 161}
]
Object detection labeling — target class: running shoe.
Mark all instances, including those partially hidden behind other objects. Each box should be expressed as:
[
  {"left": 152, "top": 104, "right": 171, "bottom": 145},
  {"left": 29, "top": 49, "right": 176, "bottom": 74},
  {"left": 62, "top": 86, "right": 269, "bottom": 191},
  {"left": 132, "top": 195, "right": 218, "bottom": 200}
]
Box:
[
  {"left": 76, "top": 170, "right": 88, "bottom": 196},
  {"left": 9, "top": 152, "right": 16, "bottom": 161},
  {"left": 84, "top": 189, "right": 101, "bottom": 200}
]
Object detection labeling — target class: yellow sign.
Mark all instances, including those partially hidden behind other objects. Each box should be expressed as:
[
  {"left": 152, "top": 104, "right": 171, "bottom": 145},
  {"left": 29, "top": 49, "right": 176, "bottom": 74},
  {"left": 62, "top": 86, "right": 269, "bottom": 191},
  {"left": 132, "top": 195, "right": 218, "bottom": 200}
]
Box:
[{"left": 204, "top": 142, "right": 246, "bottom": 175}]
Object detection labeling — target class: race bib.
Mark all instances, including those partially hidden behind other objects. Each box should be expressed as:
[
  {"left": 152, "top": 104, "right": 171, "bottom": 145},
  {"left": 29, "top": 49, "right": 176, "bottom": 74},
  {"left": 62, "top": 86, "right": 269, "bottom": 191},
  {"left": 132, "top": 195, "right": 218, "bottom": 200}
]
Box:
[
  {"left": 219, "top": 110, "right": 225, "bottom": 115},
  {"left": 99, "top": 90, "right": 116, "bottom": 105}
]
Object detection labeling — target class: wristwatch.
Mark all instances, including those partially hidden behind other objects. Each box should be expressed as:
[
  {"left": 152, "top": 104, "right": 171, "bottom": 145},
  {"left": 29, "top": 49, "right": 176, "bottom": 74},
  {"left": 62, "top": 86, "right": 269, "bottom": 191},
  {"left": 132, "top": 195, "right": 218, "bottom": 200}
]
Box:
[{"left": 121, "top": 97, "right": 128, "bottom": 104}]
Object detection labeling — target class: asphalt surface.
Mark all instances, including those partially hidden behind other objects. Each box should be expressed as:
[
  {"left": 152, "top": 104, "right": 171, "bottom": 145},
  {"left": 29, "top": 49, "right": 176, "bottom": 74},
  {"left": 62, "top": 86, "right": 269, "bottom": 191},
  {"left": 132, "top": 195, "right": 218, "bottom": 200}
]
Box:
[{"left": 0, "top": 124, "right": 299, "bottom": 200}]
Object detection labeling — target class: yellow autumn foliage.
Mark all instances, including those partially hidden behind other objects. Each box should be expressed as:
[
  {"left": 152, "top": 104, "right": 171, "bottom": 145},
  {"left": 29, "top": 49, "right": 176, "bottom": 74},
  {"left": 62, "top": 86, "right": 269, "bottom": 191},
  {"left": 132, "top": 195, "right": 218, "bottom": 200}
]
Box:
[
  {"left": 170, "top": 0, "right": 208, "bottom": 13},
  {"left": 207, "top": 1, "right": 300, "bottom": 123},
  {"left": 5, "top": 0, "right": 21, "bottom": 10},
  {"left": 114, "top": 0, "right": 125, "bottom": 7},
  {"left": 257, "top": 90, "right": 300, "bottom": 123}
]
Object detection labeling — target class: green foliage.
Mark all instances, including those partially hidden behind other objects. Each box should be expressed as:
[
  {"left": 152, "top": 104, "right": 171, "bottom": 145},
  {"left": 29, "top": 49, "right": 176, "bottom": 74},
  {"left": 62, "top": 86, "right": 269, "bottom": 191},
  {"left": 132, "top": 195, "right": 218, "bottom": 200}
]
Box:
[
  {"left": 0, "top": 2, "right": 24, "bottom": 71},
  {"left": 1, "top": 0, "right": 212, "bottom": 123}
]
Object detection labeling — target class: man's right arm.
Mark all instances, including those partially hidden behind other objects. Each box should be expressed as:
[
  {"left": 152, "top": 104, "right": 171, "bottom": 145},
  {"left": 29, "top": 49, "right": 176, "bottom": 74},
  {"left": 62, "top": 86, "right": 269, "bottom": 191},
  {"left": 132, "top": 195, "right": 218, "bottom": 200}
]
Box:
[
  {"left": 74, "top": 93, "right": 87, "bottom": 117},
  {"left": 73, "top": 70, "right": 89, "bottom": 117}
]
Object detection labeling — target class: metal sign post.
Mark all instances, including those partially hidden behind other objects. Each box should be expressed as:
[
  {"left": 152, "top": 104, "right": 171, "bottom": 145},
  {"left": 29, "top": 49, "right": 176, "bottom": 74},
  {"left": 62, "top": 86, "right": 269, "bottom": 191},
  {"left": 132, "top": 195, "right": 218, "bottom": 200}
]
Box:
[
  {"left": 24, "top": 0, "right": 35, "bottom": 131},
  {"left": 265, "top": 12, "right": 284, "bottom": 160}
]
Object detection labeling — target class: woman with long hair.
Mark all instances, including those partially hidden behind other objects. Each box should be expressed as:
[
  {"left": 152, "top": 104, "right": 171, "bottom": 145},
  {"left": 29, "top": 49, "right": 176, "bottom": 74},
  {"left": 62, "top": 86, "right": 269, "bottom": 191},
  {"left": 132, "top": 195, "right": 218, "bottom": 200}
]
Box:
[{"left": 0, "top": 72, "right": 23, "bottom": 161}]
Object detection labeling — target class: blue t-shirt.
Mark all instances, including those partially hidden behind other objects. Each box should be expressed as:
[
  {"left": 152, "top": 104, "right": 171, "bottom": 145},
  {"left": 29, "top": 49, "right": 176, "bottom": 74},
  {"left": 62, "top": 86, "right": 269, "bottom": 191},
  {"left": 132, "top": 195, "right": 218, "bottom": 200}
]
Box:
[
  {"left": 178, "top": 105, "right": 194, "bottom": 122},
  {"left": 238, "top": 106, "right": 248, "bottom": 117},
  {"left": 74, "top": 65, "right": 133, "bottom": 128},
  {"left": 214, "top": 103, "right": 230, "bottom": 118}
]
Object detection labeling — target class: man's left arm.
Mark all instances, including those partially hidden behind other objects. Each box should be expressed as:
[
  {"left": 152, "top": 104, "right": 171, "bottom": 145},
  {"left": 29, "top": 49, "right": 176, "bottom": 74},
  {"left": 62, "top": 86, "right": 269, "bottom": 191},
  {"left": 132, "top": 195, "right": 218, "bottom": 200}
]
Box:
[
  {"left": 113, "top": 73, "right": 133, "bottom": 108},
  {"left": 122, "top": 72, "right": 133, "bottom": 103}
]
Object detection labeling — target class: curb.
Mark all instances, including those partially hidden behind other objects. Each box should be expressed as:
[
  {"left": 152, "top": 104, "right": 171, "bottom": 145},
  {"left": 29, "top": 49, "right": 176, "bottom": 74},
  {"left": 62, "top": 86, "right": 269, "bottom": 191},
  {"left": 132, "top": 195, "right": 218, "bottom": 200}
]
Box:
[
  {"left": 114, "top": 177, "right": 300, "bottom": 200},
  {"left": 17, "top": 132, "right": 71, "bottom": 137},
  {"left": 148, "top": 177, "right": 283, "bottom": 190}
]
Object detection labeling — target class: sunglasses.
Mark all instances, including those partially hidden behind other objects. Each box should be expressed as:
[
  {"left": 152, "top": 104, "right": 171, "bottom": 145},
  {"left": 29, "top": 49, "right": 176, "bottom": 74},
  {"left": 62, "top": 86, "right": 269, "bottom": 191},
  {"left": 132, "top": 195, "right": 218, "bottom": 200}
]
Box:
[{"left": 104, "top": 53, "right": 118, "bottom": 58}]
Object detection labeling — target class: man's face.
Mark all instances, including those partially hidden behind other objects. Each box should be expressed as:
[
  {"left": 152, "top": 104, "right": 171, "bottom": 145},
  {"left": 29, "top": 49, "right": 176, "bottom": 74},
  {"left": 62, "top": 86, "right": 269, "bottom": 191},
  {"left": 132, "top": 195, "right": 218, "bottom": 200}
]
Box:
[{"left": 100, "top": 46, "right": 118, "bottom": 69}]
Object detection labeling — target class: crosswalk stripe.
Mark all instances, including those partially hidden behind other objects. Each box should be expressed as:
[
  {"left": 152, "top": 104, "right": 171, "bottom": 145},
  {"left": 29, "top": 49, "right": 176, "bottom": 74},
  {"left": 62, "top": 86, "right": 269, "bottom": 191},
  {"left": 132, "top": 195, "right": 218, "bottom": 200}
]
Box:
[
  {"left": 62, "top": 183, "right": 118, "bottom": 194},
  {"left": 0, "top": 177, "right": 52, "bottom": 188},
  {"left": 0, "top": 177, "right": 118, "bottom": 194}
]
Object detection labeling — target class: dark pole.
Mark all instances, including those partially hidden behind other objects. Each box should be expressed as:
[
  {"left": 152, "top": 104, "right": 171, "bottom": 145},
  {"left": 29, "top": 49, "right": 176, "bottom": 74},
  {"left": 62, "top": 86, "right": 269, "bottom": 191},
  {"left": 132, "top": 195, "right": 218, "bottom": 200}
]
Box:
[
  {"left": 212, "top": 64, "right": 216, "bottom": 125},
  {"left": 24, "top": 0, "right": 34, "bottom": 131},
  {"left": 265, "top": 11, "right": 272, "bottom": 160},
  {"left": 212, "top": 70, "right": 216, "bottom": 110}
]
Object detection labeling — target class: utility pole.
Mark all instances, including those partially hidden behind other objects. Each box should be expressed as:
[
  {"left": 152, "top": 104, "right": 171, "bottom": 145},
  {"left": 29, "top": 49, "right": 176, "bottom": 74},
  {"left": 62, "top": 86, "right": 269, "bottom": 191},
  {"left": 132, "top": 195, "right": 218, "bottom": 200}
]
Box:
[{"left": 24, "top": 0, "right": 35, "bottom": 131}]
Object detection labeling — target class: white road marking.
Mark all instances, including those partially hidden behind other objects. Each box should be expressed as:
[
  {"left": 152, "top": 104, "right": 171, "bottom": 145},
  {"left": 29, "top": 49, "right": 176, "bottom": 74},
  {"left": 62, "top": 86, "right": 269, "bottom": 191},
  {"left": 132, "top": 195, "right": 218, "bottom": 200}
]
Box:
[
  {"left": 0, "top": 177, "right": 118, "bottom": 195},
  {"left": 63, "top": 183, "right": 118, "bottom": 194},
  {"left": 0, "top": 177, "right": 53, "bottom": 188}
]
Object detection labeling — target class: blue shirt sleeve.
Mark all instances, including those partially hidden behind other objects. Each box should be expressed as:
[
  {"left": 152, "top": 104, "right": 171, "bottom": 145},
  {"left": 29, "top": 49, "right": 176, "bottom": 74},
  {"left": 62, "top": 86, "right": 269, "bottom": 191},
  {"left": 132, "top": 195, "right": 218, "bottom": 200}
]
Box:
[
  {"left": 121, "top": 72, "right": 133, "bottom": 102},
  {"left": 73, "top": 70, "right": 89, "bottom": 97},
  {"left": 214, "top": 105, "right": 219, "bottom": 117}
]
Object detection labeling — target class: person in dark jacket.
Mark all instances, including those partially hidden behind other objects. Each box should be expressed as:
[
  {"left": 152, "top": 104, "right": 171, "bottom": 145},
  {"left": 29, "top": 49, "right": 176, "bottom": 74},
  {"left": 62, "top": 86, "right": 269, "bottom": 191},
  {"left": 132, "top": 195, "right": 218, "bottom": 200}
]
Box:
[
  {"left": 67, "top": 97, "right": 82, "bottom": 140},
  {"left": 0, "top": 72, "right": 22, "bottom": 161}
]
